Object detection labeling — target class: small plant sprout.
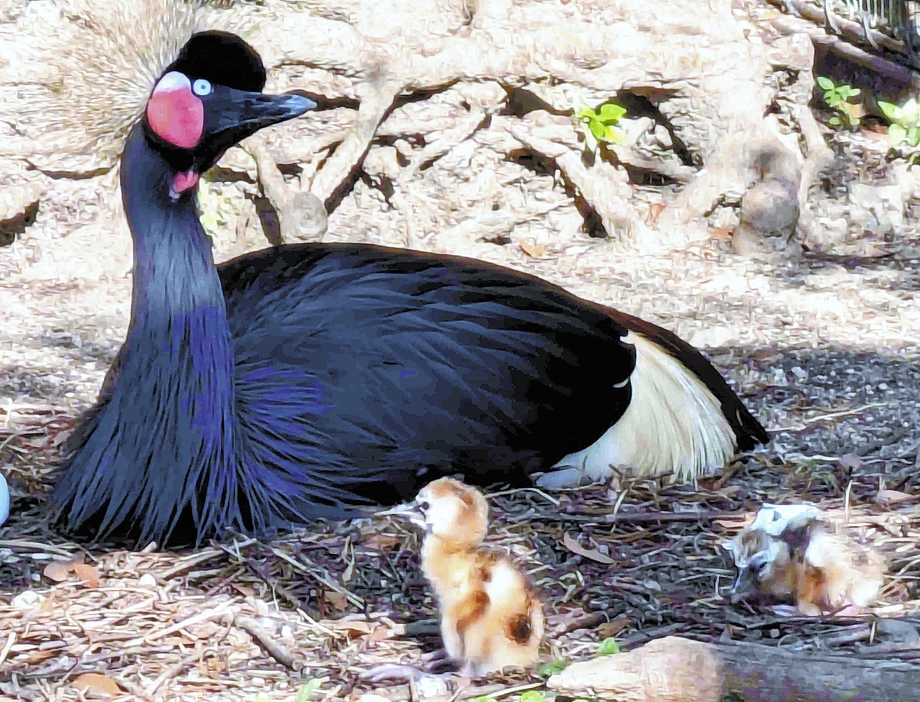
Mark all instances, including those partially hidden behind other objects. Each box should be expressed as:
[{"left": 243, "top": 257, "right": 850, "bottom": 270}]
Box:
[
  {"left": 538, "top": 659, "right": 569, "bottom": 677},
  {"left": 817, "top": 77, "right": 863, "bottom": 128},
  {"left": 878, "top": 97, "right": 920, "bottom": 159},
  {"left": 294, "top": 679, "right": 323, "bottom": 702},
  {"left": 597, "top": 637, "right": 621, "bottom": 655},
  {"left": 574, "top": 101, "right": 627, "bottom": 153}
]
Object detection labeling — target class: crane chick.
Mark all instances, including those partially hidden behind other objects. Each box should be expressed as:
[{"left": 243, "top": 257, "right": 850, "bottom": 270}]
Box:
[
  {"left": 367, "top": 478, "right": 544, "bottom": 682},
  {"left": 724, "top": 503, "right": 886, "bottom": 617}
]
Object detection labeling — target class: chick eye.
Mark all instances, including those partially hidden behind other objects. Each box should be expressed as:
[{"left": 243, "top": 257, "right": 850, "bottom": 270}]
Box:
[
  {"left": 192, "top": 78, "right": 212, "bottom": 97},
  {"left": 418, "top": 500, "right": 430, "bottom": 512}
]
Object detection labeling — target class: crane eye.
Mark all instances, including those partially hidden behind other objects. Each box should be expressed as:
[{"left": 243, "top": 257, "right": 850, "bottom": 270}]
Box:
[{"left": 192, "top": 78, "right": 213, "bottom": 97}]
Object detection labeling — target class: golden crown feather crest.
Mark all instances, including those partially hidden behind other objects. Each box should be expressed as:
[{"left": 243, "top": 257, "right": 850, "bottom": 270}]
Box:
[{"left": 9, "top": 0, "right": 262, "bottom": 172}]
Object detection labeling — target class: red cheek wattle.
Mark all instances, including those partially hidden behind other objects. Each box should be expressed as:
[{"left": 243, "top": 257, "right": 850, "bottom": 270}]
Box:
[{"left": 146, "top": 89, "right": 204, "bottom": 149}]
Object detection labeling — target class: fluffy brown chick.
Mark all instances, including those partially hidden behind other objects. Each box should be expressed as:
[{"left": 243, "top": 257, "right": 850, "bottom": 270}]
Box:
[
  {"left": 725, "top": 505, "right": 886, "bottom": 616},
  {"left": 415, "top": 478, "right": 544, "bottom": 677}
]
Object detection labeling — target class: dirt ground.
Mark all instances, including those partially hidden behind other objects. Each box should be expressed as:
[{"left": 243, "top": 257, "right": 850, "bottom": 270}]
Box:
[{"left": 2, "top": 0, "right": 920, "bottom": 701}]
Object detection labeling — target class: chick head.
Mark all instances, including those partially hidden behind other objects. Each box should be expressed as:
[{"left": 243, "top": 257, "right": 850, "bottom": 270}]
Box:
[{"left": 415, "top": 478, "right": 489, "bottom": 546}]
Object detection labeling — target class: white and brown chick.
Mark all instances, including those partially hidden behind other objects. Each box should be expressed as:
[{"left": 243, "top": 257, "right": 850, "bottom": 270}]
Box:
[
  {"left": 724, "top": 503, "right": 886, "bottom": 617},
  {"left": 365, "top": 478, "right": 544, "bottom": 682}
]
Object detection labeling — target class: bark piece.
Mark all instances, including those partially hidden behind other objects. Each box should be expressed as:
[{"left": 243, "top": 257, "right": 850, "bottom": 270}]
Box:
[{"left": 546, "top": 636, "right": 920, "bottom": 702}]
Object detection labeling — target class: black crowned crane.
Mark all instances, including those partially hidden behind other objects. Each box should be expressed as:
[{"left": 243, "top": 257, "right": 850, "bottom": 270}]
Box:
[{"left": 38, "top": 2, "right": 768, "bottom": 546}]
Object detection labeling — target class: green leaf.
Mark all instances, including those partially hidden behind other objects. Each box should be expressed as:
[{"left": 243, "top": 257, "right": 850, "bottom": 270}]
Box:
[
  {"left": 816, "top": 76, "right": 835, "bottom": 90},
  {"left": 538, "top": 659, "right": 569, "bottom": 677},
  {"left": 294, "top": 679, "right": 322, "bottom": 702},
  {"left": 889, "top": 123, "right": 907, "bottom": 145},
  {"left": 598, "top": 102, "right": 626, "bottom": 123},
  {"left": 903, "top": 98, "right": 920, "bottom": 124},
  {"left": 473, "top": 697, "right": 495, "bottom": 702},
  {"left": 841, "top": 87, "right": 860, "bottom": 98},
  {"left": 878, "top": 100, "right": 900, "bottom": 122},
  {"left": 588, "top": 119, "right": 607, "bottom": 141},
  {"left": 603, "top": 126, "right": 627, "bottom": 145},
  {"left": 597, "top": 637, "right": 621, "bottom": 655},
  {"left": 520, "top": 691, "right": 547, "bottom": 702},
  {"left": 828, "top": 115, "right": 842, "bottom": 126},
  {"left": 825, "top": 94, "right": 841, "bottom": 108},
  {"left": 575, "top": 106, "right": 599, "bottom": 121}
]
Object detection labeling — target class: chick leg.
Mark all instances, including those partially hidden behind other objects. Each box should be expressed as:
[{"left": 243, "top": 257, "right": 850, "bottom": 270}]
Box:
[
  {"left": 422, "top": 648, "right": 460, "bottom": 675},
  {"left": 362, "top": 651, "right": 460, "bottom": 683},
  {"left": 832, "top": 603, "right": 866, "bottom": 617},
  {"left": 771, "top": 604, "right": 803, "bottom": 617},
  {"left": 361, "top": 663, "right": 429, "bottom": 684}
]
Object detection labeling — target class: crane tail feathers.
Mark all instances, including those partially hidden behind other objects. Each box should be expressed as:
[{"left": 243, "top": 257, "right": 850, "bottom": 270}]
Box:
[{"left": 544, "top": 330, "right": 765, "bottom": 487}]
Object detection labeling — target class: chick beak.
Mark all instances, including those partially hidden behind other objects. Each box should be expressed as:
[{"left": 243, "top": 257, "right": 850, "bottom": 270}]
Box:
[
  {"left": 376, "top": 501, "right": 427, "bottom": 529},
  {"left": 729, "top": 567, "right": 757, "bottom": 603}
]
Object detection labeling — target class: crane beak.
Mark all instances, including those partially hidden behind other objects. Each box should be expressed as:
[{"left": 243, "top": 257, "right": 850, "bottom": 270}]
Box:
[
  {"left": 211, "top": 90, "right": 316, "bottom": 134},
  {"left": 197, "top": 89, "right": 316, "bottom": 164}
]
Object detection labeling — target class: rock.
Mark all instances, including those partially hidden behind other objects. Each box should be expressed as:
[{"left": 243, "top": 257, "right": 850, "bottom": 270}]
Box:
[
  {"left": 281, "top": 191, "right": 328, "bottom": 243},
  {"left": 732, "top": 142, "right": 802, "bottom": 262},
  {"left": 847, "top": 182, "right": 904, "bottom": 237}
]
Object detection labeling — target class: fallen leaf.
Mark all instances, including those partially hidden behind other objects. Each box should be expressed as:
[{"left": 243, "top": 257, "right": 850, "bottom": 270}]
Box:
[
  {"left": 24, "top": 650, "right": 58, "bottom": 664},
  {"left": 43, "top": 561, "right": 72, "bottom": 583},
  {"left": 368, "top": 624, "right": 394, "bottom": 644},
  {"left": 562, "top": 532, "right": 615, "bottom": 564},
  {"left": 329, "top": 620, "right": 373, "bottom": 634},
  {"left": 710, "top": 227, "right": 733, "bottom": 240},
  {"left": 597, "top": 614, "right": 631, "bottom": 638},
  {"left": 73, "top": 563, "right": 100, "bottom": 588},
  {"left": 231, "top": 583, "right": 256, "bottom": 597},
  {"left": 39, "top": 593, "right": 57, "bottom": 614},
  {"left": 74, "top": 673, "right": 121, "bottom": 697},
  {"left": 863, "top": 242, "right": 890, "bottom": 258},
  {"left": 71, "top": 551, "right": 86, "bottom": 565},
  {"left": 519, "top": 241, "right": 546, "bottom": 257},
  {"left": 876, "top": 490, "right": 916, "bottom": 507},
  {"left": 324, "top": 591, "right": 348, "bottom": 612},
  {"left": 714, "top": 516, "right": 751, "bottom": 531},
  {"left": 361, "top": 533, "right": 401, "bottom": 551},
  {"left": 647, "top": 202, "right": 665, "bottom": 224},
  {"left": 206, "top": 658, "right": 228, "bottom": 673}
]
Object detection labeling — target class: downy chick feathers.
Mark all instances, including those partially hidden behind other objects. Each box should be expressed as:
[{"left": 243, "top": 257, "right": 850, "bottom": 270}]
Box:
[
  {"left": 724, "top": 503, "right": 886, "bottom": 616},
  {"left": 413, "top": 478, "right": 545, "bottom": 677}
]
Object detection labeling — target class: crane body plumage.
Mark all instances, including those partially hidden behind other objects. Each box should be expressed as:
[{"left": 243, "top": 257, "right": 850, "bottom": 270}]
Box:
[
  {"left": 48, "top": 25, "right": 769, "bottom": 546},
  {"left": 58, "top": 122, "right": 637, "bottom": 541}
]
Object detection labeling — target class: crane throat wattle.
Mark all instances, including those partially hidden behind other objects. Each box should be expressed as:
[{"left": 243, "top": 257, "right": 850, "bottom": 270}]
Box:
[{"left": 171, "top": 170, "right": 200, "bottom": 199}]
